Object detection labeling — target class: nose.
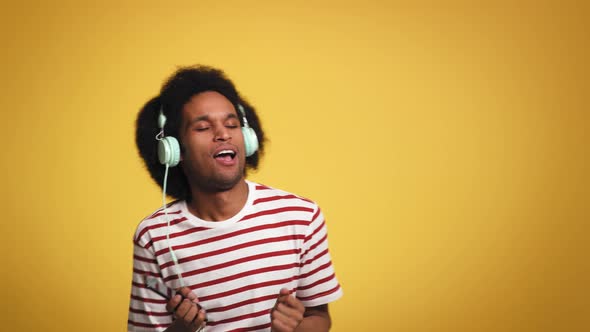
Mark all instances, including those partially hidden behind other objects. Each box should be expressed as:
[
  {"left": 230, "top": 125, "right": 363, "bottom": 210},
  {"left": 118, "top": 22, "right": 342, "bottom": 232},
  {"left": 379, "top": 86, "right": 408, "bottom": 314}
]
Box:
[{"left": 214, "top": 125, "right": 231, "bottom": 142}]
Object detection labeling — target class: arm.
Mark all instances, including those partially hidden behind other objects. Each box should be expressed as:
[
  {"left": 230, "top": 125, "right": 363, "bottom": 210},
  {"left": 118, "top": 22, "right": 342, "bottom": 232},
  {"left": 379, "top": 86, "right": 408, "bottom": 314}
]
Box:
[
  {"left": 296, "top": 304, "right": 331, "bottom": 332},
  {"left": 271, "top": 288, "right": 332, "bottom": 332},
  {"left": 295, "top": 206, "right": 342, "bottom": 331}
]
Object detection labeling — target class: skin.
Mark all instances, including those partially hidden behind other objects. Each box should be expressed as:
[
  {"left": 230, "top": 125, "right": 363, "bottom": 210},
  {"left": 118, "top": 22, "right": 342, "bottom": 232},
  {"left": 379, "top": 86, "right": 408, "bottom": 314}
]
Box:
[
  {"left": 164, "top": 288, "right": 206, "bottom": 332},
  {"left": 271, "top": 289, "right": 331, "bottom": 332},
  {"left": 163, "top": 91, "right": 332, "bottom": 332},
  {"left": 179, "top": 91, "right": 248, "bottom": 221}
]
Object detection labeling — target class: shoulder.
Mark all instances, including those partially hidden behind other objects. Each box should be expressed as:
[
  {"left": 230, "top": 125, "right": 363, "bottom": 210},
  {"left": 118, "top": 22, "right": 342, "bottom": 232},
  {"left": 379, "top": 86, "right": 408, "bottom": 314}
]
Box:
[
  {"left": 250, "top": 181, "right": 317, "bottom": 206},
  {"left": 248, "top": 181, "right": 321, "bottom": 221},
  {"left": 132, "top": 200, "right": 184, "bottom": 247}
]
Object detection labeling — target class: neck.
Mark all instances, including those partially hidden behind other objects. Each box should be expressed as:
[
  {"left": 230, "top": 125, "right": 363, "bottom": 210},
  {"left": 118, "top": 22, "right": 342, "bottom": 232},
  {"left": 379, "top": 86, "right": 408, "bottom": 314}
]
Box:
[{"left": 186, "top": 180, "right": 249, "bottom": 221}]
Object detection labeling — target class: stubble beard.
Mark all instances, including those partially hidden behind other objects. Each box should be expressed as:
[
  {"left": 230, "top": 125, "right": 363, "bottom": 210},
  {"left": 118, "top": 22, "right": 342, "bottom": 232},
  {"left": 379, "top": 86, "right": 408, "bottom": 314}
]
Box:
[{"left": 185, "top": 162, "right": 245, "bottom": 194}]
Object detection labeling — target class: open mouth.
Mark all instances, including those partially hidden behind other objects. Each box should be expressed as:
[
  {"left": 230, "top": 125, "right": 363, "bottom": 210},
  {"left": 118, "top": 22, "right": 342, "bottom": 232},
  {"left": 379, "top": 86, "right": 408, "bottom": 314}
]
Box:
[{"left": 214, "top": 149, "right": 236, "bottom": 161}]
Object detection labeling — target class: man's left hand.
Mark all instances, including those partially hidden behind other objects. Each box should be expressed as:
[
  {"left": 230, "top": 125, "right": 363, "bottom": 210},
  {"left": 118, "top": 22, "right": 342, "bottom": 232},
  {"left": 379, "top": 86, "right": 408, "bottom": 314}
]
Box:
[{"left": 270, "top": 288, "right": 305, "bottom": 332}]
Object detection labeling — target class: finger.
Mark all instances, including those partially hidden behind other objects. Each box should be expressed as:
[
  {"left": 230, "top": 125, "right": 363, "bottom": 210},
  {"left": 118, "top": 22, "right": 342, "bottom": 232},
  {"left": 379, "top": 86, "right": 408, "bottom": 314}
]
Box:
[
  {"left": 271, "top": 318, "right": 290, "bottom": 332},
  {"left": 284, "top": 294, "right": 305, "bottom": 313},
  {"left": 274, "top": 288, "right": 291, "bottom": 307},
  {"left": 279, "top": 288, "right": 290, "bottom": 296},
  {"left": 274, "top": 302, "right": 304, "bottom": 323},
  {"left": 166, "top": 294, "right": 184, "bottom": 313},
  {"left": 181, "top": 301, "right": 200, "bottom": 326},
  {"left": 176, "top": 287, "right": 199, "bottom": 303},
  {"left": 271, "top": 308, "right": 298, "bottom": 332},
  {"left": 174, "top": 298, "right": 196, "bottom": 319},
  {"left": 191, "top": 308, "right": 207, "bottom": 330}
]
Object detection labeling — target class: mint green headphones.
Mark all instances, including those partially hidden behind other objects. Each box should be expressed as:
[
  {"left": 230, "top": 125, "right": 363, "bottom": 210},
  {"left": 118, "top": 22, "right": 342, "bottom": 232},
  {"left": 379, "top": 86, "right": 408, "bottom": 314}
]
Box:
[
  {"left": 237, "top": 104, "right": 260, "bottom": 158},
  {"left": 156, "top": 104, "right": 259, "bottom": 167}
]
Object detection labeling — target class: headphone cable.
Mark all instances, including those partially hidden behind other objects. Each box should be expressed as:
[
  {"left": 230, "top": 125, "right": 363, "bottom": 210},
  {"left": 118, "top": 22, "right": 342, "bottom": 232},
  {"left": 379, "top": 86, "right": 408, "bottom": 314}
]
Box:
[{"left": 163, "top": 163, "right": 186, "bottom": 288}]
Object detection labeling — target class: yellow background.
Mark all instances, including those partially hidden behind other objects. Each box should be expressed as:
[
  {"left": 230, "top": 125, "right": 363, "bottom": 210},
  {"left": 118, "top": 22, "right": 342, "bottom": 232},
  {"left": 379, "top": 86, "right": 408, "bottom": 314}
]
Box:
[{"left": 1, "top": 1, "right": 588, "bottom": 331}]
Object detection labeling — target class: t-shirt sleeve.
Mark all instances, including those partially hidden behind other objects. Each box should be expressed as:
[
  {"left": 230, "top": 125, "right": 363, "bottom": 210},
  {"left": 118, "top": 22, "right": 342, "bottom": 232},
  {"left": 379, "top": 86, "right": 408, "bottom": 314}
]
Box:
[
  {"left": 296, "top": 206, "right": 343, "bottom": 307},
  {"left": 128, "top": 227, "right": 174, "bottom": 331}
]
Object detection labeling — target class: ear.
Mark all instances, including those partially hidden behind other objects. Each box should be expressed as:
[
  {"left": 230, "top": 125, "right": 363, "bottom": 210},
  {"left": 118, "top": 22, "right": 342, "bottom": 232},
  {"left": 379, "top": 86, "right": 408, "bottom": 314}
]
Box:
[{"left": 178, "top": 141, "right": 185, "bottom": 161}]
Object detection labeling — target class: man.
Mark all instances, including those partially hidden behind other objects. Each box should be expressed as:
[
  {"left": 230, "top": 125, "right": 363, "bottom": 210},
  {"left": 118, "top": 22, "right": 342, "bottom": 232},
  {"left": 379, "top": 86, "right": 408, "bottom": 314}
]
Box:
[{"left": 128, "top": 65, "right": 342, "bottom": 332}]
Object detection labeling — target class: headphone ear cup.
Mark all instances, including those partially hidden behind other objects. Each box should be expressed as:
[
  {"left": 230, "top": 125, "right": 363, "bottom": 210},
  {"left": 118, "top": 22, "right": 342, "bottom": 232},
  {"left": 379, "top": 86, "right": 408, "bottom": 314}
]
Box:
[
  {"left": 158, "top": 136, "right": 181, "bottom": 167},
  {"left": 242, "top": 127, "right": 259, "bottom": 157}
]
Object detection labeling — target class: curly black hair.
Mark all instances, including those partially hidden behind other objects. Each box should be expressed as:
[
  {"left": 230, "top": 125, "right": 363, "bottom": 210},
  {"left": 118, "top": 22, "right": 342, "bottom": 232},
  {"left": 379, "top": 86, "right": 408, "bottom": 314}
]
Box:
[{"left": 135, "top": 65, "right": 266, "bottom": 201}]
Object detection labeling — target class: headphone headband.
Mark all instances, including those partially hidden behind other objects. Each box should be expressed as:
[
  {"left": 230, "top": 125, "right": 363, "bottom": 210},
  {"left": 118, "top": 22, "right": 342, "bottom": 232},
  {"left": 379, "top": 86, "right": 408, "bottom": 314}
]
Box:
[
  {"left": 158, "top": 108, "right": 167, "bottom": 129},
  {"left": 237, "top": 104, "right": 250, "bottom": 127}
]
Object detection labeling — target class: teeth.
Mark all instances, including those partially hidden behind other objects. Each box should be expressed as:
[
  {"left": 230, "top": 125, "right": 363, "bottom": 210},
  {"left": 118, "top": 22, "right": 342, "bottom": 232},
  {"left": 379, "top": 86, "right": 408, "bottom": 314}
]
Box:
[{"left": 215, "top": 150, "right": 236, "bottom": 157}]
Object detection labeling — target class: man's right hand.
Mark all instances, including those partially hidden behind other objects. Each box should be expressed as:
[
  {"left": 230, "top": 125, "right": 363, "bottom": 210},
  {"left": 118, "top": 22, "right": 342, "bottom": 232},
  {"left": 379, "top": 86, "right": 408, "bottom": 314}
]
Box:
[{"left": 165, "top": 287, "right": 207, "bottom": 332}]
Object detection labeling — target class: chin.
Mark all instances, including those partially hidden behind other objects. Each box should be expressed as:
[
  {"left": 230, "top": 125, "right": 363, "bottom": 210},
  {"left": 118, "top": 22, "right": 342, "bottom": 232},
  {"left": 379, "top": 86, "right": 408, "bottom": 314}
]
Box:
[{"left": 200, "top": 173, "right": 243, "bottom": 193}]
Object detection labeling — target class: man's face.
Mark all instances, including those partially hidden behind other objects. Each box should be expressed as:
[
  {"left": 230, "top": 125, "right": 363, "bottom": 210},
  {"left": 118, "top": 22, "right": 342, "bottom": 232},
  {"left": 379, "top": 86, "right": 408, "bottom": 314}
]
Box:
[{"left": 179, "top": 91, "right": 246, "bottom": 192}]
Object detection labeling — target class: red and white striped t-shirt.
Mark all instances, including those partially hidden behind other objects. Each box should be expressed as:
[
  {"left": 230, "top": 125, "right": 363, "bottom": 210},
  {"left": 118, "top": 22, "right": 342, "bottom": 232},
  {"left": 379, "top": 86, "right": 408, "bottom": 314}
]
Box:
[{"left": 128, "top": 181, "right": 343, "bottom": 331}]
